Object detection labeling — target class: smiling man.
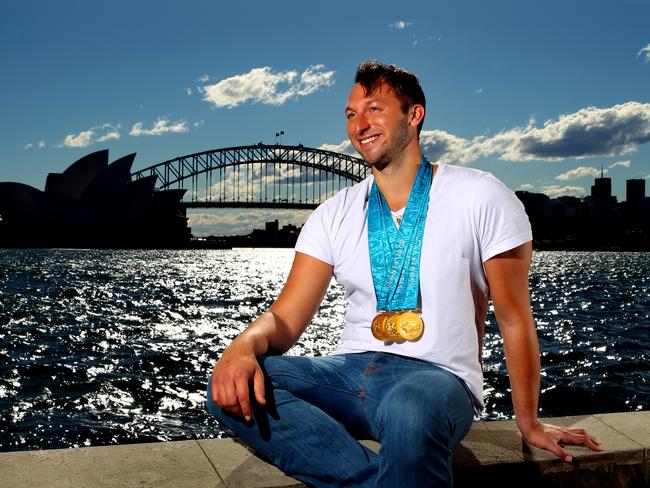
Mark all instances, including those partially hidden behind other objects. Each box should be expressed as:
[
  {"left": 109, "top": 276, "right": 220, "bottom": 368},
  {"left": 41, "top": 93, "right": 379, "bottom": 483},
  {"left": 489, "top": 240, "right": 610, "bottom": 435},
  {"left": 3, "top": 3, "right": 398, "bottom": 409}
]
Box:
[{"left": 208, "top": 60, "right": 600, "bottom": 487}]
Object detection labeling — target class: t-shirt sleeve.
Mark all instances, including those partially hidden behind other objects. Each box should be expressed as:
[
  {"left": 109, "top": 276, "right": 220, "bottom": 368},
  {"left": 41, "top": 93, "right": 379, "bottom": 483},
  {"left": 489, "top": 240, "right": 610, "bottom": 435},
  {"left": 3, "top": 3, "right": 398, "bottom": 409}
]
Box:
[
  {"left": 473, "top": 173, "right": 532, "bottom": 262},
  {"left": 295, "top": 202, "right": 335, "bottom": 265}
]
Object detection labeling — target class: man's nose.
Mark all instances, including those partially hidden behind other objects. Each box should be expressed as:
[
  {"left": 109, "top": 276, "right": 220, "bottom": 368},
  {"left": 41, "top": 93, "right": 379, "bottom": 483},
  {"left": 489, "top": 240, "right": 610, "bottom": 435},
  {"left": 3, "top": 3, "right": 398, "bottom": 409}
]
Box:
[{"left": 352, "top": 113, "right": 370, "bottom": 134}]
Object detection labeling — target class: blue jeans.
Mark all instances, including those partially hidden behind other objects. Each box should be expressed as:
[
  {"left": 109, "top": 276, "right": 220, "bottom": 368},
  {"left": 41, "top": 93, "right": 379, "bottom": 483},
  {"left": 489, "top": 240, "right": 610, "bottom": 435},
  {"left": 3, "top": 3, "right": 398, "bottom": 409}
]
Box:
[{"left": 207, "top": 352, "right": 474, "bottom": 487}]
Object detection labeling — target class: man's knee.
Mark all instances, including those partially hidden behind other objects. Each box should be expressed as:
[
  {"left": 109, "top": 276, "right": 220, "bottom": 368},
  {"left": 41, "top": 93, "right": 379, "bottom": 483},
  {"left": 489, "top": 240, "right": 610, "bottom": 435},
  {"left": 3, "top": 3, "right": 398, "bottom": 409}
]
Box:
[{"left": 377, "top": 370, "right": 473, "bottom": 444}]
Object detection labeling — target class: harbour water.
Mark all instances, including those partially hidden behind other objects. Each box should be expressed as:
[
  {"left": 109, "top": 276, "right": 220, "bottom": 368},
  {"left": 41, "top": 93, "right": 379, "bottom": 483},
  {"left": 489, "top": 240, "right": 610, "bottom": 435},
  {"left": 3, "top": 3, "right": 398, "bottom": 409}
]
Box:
[{"left": 0, "top": 249, "right": 648, "bottom": 452}]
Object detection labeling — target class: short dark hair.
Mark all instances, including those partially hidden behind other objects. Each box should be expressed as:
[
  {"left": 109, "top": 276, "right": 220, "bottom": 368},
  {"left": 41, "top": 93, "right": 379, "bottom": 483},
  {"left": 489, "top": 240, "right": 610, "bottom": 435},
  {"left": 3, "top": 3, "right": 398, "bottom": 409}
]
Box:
[{"left": 354, "top": 60, "right": 426, "bottom": 134}]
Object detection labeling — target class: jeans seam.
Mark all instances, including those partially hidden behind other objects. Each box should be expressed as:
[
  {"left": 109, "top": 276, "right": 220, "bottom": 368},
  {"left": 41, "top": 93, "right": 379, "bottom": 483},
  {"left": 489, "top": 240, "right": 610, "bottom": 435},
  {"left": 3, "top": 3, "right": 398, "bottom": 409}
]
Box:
[
  {"left": 359, "top": 352, "right": 382, "bottom": 436},
  {"left": 360, "top": 352, "right": 386, "bottom": 402},
  {"left": 268, "top": 371, "right": 364, "bottom": 398}
]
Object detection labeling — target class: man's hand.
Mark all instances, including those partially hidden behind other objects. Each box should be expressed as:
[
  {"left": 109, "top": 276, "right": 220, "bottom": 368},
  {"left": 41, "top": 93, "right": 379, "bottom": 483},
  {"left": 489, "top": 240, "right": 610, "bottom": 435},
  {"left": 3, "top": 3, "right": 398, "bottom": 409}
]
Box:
[
  {"left": 520, "top": 421, "right": 601, "bottom": 462},
  {"left": 211, "top": 342, "right": 266, "bottom": 421}
]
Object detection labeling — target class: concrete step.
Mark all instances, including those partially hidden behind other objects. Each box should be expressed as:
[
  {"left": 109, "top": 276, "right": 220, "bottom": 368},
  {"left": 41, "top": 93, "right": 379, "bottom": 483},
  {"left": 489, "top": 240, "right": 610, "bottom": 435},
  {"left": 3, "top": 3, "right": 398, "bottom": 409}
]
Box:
[{"left": 1, "top": 411, "right": 648, "bottom": 487}]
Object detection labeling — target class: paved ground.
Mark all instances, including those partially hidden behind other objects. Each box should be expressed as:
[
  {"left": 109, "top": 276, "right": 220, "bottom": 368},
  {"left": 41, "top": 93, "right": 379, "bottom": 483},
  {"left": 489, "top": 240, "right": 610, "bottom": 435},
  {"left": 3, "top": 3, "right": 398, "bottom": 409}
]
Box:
[{"left": 1, "top": 411, "right": 648, "bottom": 487}]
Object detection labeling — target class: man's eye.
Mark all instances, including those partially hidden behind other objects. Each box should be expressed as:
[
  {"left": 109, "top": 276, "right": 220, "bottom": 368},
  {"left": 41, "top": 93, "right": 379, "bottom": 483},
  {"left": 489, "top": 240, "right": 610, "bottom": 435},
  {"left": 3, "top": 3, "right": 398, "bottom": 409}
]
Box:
[
  {"left": 346, "top": 112, "right": 356, "bottom": 119},
  {"left": 369, "top": 106, "right": 380, "bottom": 112}
]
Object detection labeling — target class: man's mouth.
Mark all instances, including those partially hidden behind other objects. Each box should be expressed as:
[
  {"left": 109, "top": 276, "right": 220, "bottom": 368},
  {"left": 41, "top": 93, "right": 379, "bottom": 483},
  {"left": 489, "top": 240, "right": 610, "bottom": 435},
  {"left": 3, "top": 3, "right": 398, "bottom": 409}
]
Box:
[{"left": 359, "top": 134, "right": 380, "bottom": 146}]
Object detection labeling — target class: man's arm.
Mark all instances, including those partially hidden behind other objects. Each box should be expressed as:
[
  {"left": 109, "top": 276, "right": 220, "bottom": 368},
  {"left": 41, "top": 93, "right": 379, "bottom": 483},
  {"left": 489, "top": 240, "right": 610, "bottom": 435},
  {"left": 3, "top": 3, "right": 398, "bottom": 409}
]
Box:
[
  {"left": 211, "top": 252, "right": 334, "bottom": 421},
  {"left": 484, "top": 242, "right": 601, "bottom": 461}
]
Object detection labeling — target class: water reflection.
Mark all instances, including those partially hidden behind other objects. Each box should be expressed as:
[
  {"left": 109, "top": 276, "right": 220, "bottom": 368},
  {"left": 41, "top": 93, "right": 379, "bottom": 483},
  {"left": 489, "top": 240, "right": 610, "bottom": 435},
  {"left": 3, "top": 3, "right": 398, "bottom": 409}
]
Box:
[{"left": 0, "top": 249, "right": 647, "bottom": 451}]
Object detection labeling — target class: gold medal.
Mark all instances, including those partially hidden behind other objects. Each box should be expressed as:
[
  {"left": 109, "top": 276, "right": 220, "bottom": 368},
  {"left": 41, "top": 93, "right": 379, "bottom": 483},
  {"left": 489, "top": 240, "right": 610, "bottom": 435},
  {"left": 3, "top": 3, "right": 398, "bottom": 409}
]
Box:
[
  {"left": 371, "top": 310, "right": 424, "bottom": 342},
  {"left": 371, "top": 312, "right": 389, "bottom": 340},
  {"left": 384, "top": 313, "right": 401, "bottom": 339},
  {"left": 396, "top": 311, "right": 424, "bottom": 341}
]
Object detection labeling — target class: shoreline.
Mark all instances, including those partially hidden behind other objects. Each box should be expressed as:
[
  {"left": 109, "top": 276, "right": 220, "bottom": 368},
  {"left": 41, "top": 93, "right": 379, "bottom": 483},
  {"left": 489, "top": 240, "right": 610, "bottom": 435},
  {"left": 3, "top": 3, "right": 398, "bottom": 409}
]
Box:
[
  {"left": 1, "top": 411, "right": 648, "bottom": 487},
  {"left": 2, "top": 243, "right": 650, "bottom": 251}
]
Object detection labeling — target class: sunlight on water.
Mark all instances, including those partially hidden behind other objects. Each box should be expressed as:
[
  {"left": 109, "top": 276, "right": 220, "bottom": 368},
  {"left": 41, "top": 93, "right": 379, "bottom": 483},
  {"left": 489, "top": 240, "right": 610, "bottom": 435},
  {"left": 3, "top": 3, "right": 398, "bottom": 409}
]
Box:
[{"left": 0, "top": 249, "right": 648, "bottom": 451}]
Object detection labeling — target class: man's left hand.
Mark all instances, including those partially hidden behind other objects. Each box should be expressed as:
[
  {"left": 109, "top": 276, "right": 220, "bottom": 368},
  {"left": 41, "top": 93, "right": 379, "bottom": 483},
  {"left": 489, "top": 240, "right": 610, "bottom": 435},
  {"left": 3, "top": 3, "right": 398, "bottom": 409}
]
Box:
[{"left": 520, "top": 421, "right": 602, "bottom": 462}]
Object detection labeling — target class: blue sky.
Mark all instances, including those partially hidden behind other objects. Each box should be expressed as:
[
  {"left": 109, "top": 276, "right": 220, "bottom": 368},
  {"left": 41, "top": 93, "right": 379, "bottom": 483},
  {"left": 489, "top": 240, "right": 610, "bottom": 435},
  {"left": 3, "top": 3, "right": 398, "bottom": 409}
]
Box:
[{"left": 2, "top": 0, "right": 649, "bottom": 235}]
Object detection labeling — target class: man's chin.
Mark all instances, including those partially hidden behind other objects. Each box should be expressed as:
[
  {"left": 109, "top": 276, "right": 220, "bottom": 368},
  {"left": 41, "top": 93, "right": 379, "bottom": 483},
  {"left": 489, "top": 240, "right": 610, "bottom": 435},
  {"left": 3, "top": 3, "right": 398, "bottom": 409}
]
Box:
[
  {"left": 358, "top": 149, "right": 383, "bottom": 166},
  {"left": 363, "top": 156, "right": 390, "bottom": 171}
]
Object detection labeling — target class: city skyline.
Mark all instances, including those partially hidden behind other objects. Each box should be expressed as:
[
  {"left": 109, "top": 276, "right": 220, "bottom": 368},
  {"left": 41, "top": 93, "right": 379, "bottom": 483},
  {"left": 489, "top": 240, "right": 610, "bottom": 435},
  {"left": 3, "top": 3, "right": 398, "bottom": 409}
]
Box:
[{"left": 2, "top": 0, "right": 649, "bottom": 236}]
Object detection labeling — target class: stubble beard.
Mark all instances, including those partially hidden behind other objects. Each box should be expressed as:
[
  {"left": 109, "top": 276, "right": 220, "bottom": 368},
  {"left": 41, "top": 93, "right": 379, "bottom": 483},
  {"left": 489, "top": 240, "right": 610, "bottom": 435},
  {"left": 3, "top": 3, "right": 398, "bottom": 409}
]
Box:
[{"left": 361, "top": 128, "right": 411, "bottom": 173}]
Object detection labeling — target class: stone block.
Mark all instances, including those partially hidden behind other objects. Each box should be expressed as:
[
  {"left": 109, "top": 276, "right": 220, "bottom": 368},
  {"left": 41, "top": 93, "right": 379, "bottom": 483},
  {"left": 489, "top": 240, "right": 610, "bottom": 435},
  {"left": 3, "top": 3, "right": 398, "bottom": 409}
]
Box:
[
  {"left": 594, "top": 411, "right": 650, "bottom": 450},
  {"left": 454, "top": 415, "right": 646, "bottom": 487},
  {"left": 595, "top": 411, "right": 650, "bottom": 486},
  {"left": 198, "top": 438, "right": 303, "bottom": 488},
  {"left": 0, "top": 440, "right": 219, "bottom": 488}
]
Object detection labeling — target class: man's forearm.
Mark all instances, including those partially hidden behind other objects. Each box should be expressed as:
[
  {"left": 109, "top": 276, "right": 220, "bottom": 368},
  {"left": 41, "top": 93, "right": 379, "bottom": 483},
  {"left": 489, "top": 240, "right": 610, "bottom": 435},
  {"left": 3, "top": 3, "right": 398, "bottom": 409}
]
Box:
[
  {"left": 231, "top": 310, "right": 302, "bottom": 357},
  {"left": 501, "top": 317, "right": 542, "bottom": 433}
]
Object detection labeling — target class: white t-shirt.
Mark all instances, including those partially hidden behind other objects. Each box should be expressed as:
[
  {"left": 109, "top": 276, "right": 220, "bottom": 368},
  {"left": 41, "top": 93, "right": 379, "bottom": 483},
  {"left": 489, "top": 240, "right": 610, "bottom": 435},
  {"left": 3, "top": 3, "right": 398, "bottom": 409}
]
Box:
[{"left": 295, "top": 162, "right": 532, "bottom": 408}]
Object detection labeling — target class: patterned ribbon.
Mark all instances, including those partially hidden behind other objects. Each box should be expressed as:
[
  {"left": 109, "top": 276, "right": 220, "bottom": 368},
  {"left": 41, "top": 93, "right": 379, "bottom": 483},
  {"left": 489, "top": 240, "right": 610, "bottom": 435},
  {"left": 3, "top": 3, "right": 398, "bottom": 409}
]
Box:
[{"left": 368, "top": 158, "right": 432, "bottom": 312}]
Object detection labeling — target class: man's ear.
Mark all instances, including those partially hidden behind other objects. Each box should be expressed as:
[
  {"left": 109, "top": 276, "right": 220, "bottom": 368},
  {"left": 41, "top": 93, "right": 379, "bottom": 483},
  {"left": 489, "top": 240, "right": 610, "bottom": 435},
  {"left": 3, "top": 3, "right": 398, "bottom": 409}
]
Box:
[{"left": 409, "top": 104, "right": 425, "bottom": 128}]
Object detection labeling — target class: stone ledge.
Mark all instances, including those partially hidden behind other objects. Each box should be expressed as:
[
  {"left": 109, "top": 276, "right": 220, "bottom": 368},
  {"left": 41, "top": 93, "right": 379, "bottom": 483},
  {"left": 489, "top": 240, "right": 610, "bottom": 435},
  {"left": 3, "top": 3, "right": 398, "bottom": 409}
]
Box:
[
  {"left": 0, "top": 411, "right": 647, "bottom": 487},
  {"left": 454, "top": 411, "right": 649, "bottom": 487}
]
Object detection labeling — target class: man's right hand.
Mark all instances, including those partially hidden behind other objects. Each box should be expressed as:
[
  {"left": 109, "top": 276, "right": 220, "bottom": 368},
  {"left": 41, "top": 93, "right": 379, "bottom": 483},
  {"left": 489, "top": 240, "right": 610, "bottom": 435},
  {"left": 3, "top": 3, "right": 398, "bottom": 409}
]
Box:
[{"left": 211, "top": 342, "right": 266, "bottom": 421}]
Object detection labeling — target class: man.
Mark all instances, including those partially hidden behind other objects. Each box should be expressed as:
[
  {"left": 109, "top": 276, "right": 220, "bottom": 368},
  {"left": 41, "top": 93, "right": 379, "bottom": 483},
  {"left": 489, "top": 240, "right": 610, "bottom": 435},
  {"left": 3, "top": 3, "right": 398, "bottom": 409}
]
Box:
[{"left": 208, "top": 61, "right": 600, "bottom": 487}]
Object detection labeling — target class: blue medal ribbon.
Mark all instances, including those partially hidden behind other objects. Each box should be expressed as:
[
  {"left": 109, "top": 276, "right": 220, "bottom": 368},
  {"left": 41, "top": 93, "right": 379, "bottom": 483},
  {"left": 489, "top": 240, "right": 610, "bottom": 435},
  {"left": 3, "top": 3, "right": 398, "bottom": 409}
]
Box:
[{"left": 368, "top": 158, "right": 432, "bottom": 312}]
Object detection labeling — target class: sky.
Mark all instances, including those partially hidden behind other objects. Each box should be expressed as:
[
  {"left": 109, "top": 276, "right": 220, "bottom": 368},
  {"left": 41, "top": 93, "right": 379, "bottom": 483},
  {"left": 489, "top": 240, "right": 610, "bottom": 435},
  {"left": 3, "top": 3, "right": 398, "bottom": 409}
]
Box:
[{"left": 2, "top": 0, "right": 649, "bottom": 236}]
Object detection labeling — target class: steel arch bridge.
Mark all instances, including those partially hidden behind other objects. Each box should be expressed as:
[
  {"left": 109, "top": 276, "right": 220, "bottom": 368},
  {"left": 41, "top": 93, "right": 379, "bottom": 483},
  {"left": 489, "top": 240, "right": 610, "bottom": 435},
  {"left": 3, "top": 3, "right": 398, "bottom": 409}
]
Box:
[{"left": 131, "top": 144, "right": 369, "bottom": 210}]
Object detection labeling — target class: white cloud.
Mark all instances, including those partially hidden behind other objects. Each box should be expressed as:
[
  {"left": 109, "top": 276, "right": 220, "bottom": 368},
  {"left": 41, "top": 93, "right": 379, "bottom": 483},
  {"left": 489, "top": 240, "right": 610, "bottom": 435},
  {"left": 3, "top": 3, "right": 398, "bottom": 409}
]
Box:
[
  {"left": 185, "top": 87, "right": 192, "bottom": 96},
  {"left": 97, "top": 131, "right": 120, "bottom": 142},
  {"left": 61, "top": 129, "right": 96, "bottom": 148},
  {"left": 318, "top": 140, "right": 358, "bottom": 156},
  {"left": 58, "top": 124, "right": 121, "bottom": 148},
  {"left": 25, "top": 140, "right": 47, "bottom": 149},
  {"left": 193, "top": 120, "right": 204, "bottom": 128},
  {"left": 389, "top": 20, "right": 413, "bottom": 29},
  {"left": 292, "top": 65, "right": 336, "bottom": 97},
  {"left": 501, "top": 102, "right": 650, "bottom": 160},
  {"left": 609, "top": 159, "right": 631, "bottom": 169},
  {"left": 129, "top": 117, "right": 189, "bottom": 137},
  {"left": 518, "top": 183, "right": 534, "bottom": 190},
  {"left": 197, "top": 74, "right": 210, "bottom": 83},
  {"left": 555, "top": 166, "right": 602, "bottom": 181},
  {"left": 420, "top": 130, "right": 476, "bottom": 164},
  {"left": 419, "top": 129, "right": 515, "bottom": 165},
  {"left": 201, "top": 65, "right": 335, "bottom": 109},
  {"left": 475, "top": 88, "right": 483, "bottom": 94},
  {"left": 420, "top": 103, "right": 650, "bottom": 164},
  {"left": 637, "top": 43, "right": 650, "bottom": 62},
  {"left": 540, "top": 185, "right": 586, "bottom": 198}
]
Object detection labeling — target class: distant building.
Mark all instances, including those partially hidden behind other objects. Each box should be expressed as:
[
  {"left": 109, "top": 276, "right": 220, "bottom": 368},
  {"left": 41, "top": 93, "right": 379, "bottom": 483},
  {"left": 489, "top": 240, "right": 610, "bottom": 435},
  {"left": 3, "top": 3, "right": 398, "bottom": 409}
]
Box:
[
  {"left": 514, "top": 170, "right": 649, "bottom": 250},
  {"left": 591, "top": 176, "right": 612, "bottom": 200},
  {"left": 626, "top": 179, "right": 646, "bottom": 204},
  {"left": 0, "top": 150, "right": 190, "bottom": 248},
  {"left": 265, "top": 219, "right": 279, "bottom": 235}
]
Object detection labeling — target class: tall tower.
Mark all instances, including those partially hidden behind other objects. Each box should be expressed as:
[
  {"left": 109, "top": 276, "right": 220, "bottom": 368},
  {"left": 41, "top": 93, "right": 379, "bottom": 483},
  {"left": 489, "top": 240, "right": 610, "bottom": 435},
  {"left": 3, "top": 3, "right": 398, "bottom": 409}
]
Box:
[
  {"left": 591, "top": 167, "right": 612, "bottom": 200},
  {"left": 626, "top": 179, "right": 646, "bottom": 204}
]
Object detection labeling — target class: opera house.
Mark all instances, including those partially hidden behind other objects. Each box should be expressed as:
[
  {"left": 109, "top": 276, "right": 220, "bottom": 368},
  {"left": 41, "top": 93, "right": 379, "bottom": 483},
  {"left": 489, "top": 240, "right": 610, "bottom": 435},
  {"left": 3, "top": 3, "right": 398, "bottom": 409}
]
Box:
[{"left": 0, "top": 150, "right": 191, "bottom": 248}]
